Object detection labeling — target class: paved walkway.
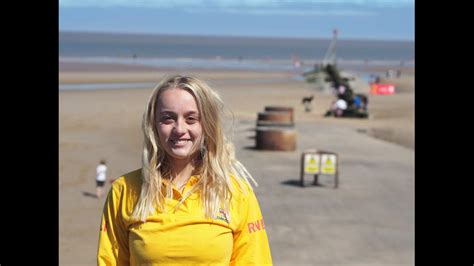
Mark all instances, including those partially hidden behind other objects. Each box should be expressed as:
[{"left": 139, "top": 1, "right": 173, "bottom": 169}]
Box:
[{"left": 233, "top": 119, "right": 414, "bottom": 265}]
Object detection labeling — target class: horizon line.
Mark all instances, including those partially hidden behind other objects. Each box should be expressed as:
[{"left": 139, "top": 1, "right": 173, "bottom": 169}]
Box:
[{"left": 59, "top": 30, "right": 414, "bottom": 42}]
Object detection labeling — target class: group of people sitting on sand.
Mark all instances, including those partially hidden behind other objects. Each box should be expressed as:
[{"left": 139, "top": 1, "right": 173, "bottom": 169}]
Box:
[{"left": 324, "top": 84, "right": 369, "bottom": 119}]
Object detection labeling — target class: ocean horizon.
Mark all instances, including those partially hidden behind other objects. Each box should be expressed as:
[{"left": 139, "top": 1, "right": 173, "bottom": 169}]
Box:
[{"left": 59, "top": 31, "right": 414, "bottom": 62}]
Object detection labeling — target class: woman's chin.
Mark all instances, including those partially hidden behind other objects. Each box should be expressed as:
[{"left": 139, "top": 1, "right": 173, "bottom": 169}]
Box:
[{"left": 168, "top": 149, "right": 197, "bottom": 161}]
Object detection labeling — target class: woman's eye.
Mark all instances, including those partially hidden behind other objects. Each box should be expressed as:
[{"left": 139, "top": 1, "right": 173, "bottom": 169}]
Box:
[
  {"left": 160, "top": 116, "right": 174, "bottom": 123},
  {"left": 186, "top": 117, "right": 199, "bottom": 124}
]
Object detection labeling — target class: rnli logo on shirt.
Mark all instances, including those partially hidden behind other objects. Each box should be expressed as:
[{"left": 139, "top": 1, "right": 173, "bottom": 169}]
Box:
[
  {"left": 216, "top": 208, "right": 230, "bottom": 224},
  {"left": 247, "top": 219, "right": 265, "bottom": 233}
]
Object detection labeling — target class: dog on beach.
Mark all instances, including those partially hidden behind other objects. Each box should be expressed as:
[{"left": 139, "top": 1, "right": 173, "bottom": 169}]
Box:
[
  {"left": 302, "top": 95, "right": 314, "bottom": 112},
  {"left": 302, "top": 95, "right": 314, "bottom": 104}
]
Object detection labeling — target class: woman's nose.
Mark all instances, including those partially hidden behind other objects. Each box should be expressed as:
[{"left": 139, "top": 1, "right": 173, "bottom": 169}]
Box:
[{"left": 173, "top": 119, "right": 186, "bottom": 134}]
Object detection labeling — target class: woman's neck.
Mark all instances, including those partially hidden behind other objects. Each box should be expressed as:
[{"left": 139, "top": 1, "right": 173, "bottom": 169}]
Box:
[{"left": 169, "top": 158, "right": 196, "bottom": 189}]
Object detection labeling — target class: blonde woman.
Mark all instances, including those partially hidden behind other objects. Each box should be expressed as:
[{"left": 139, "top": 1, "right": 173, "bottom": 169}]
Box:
[{"left": 97, "top": 75, "right": 272, "bottom": 265}]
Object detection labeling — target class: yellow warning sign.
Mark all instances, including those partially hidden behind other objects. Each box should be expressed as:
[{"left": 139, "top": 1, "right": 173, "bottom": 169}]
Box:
[
  {"left": 321, "top": 154, "right": 337, "bottom": 175},
  {"left": 304, "top": 154, "right": 320, "bottom": 174}
]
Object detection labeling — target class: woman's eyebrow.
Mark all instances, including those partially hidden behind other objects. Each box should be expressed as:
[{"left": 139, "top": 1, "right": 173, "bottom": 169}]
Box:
[
  {"left": 158, "top": 111, "right": 199, "bottom": 116},
  {"left": 185, "top": 111, "right": 199, "bottom": 115},
  {"left": 158, "top": 111, "right": 176, "bottom": 116}
]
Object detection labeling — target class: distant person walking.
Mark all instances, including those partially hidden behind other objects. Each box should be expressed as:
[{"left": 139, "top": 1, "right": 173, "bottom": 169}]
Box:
[{"left": 96, "top": 160, "right": 107, "bottom": 199}]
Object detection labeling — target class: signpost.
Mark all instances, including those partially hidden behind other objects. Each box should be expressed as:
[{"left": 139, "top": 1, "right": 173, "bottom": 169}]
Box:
[{"left": 300, "top": 150, "right": 338, "bottom": 188}]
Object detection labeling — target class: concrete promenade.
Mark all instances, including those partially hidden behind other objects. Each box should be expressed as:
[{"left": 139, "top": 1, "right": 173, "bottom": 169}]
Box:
[{"left": 234, "top": 118, "right": 414, "bottom": 265}]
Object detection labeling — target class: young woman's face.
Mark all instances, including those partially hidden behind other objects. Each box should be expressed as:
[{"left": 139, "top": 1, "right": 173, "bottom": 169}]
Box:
[{"left": 156, "top": 88, "right": 203, "bottom": 163}]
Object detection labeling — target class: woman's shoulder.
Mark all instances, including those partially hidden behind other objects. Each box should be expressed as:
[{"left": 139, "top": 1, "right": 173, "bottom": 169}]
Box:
[
  {"left": 229, "top": 174, "right": 255, "bottom": 198},
  {"left": 107, "top": 169, "right": 143, "bottom": 217},
  {"left": 110, "top": 168, "right": 143, "bottom": 192}
]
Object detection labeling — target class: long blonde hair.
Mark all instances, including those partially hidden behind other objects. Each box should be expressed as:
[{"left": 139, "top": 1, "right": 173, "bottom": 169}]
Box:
[{"left": 132, "top": 75, "right": 256, "bottom": 221}]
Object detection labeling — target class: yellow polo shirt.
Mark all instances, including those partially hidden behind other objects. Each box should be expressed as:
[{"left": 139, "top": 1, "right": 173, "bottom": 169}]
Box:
[{"left": 97, "top": 169, "right": 272, "bottom": 265}]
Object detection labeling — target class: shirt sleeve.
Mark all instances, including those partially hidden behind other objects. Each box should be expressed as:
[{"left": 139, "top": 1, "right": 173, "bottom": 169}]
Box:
[
  {"left": 230, "top": 188, "right": 273, "bottom": 265},
  {"left": 97, "top": 181, "right": 130, "bottom": 266}
]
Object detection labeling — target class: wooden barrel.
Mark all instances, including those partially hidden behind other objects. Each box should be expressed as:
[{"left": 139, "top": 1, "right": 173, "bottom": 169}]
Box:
[
  {"left": 256, "top": 126, "right": 297, "bottom": 151},
  {"left": 264, "top": 106, "right": 294, "bottom": 122},
  {"left": 257, "top": 111, "right": 293, "bottom": 127}
]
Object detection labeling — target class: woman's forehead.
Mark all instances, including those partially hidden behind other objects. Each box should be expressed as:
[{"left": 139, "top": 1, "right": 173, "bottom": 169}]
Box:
[{"left": 157, "top": 88, "right": 199, "bottom": 112}]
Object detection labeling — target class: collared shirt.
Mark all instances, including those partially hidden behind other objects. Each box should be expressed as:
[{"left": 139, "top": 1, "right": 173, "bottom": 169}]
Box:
[{"left": 97, "top": 169, "right": 272, "bottom": 265}]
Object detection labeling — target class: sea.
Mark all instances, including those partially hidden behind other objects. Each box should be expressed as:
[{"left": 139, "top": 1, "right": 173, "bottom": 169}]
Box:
[
  {"left": 59, "top": 31, "right": 414, "bottom": 90},
  {"left": 60, "top": 31, "right": 413, "bottom": 67}
]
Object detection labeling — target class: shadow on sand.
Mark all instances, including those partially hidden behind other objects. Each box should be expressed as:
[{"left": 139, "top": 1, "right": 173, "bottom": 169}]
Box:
[{"left": 82, "top": 191, "right": 98, "bottom": 198}]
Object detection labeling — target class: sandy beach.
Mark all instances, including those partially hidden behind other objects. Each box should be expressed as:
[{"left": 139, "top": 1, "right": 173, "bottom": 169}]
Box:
[{"left": 59, "top": 62, "right": 414, "bottom": 265}]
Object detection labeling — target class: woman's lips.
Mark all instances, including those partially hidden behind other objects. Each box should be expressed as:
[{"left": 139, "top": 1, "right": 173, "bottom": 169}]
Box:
[{"left": 170, "top": 139, "right": 191, "bottom": 146}]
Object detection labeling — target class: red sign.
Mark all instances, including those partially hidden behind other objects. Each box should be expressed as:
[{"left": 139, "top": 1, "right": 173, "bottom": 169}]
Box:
[{"left": 370, "top": 83, "right": 395, "bottom": 95}]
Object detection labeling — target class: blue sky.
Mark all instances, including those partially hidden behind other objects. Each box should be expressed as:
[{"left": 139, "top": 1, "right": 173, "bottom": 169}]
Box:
[{"left": 59, "top": 0, "right": 414, "bottom": 41}]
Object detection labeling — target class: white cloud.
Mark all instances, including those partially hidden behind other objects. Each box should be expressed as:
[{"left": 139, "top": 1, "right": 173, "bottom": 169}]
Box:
[
  {"left": 59, "top": 0, "right": 413, "bottom": 8},
  {"left": 185, "top": 8, "right": 377, "bottom": 16},
  {"left": 59, "top": 0, "right": 199, "bottom": 7}
]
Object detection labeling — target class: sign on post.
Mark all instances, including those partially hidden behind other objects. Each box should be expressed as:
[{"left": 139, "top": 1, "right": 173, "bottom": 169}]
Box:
[
  {"left": 321, "top": 154, "right": 337, "bottom": 175},
  {"left": 304, "top": 153, "right": 320, "bottom": 174},
  {"left": 300, "top": 150, "right": 338, "bottom": 188}
]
